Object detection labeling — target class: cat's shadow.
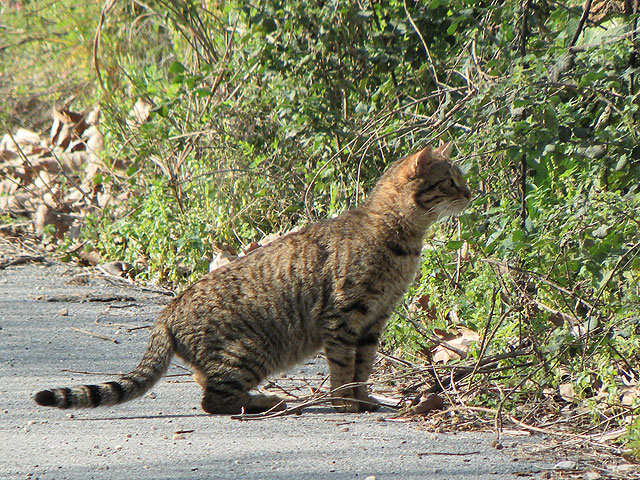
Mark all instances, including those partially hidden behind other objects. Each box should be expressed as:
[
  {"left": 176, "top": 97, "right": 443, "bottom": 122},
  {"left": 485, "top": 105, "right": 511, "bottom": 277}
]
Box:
[{"left": 68, "top": 404, "right": 393, "bottom": 421}]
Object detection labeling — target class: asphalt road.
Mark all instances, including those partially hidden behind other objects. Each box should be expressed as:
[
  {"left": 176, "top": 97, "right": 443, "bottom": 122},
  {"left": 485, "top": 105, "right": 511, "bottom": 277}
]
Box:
[{"left": 1, "top": 260, "right": 562, "bottom": 479}]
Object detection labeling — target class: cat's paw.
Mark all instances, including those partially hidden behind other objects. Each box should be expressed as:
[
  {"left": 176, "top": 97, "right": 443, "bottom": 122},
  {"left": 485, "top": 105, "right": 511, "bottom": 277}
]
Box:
[
  {"left": 332, "top": 399, "right": 360, "bottom": 413},
  {"left": 356, "top": 395, "right": 381, "bottom": 412}
]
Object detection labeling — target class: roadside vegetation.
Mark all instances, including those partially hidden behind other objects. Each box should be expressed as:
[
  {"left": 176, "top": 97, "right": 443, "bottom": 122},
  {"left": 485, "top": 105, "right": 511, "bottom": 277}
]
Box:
[{"left": 2, "top": 0, "right": 639, "bottom": 456}]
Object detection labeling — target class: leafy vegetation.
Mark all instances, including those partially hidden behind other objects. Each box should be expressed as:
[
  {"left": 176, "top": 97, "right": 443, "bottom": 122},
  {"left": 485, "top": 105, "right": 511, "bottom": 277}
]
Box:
[{"left": 2, "top": 0, "right": 639, "bottom": 448}]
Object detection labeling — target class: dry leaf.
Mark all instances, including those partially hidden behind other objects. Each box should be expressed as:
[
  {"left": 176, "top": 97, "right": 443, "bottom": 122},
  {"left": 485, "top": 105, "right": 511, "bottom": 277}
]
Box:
[
  {"left": 0, "top": 128, "right": 42, "bottom": 151},
  {"left": 459, "top": 241, "right": 470, "bottom": 261},
  {"left": 85, "top": 105, "right": 101, "bottom": 126},
  {"left": 79, "top": 249, "right": 102, "bottom": 266},
  {"left": 82, "top": 125, "right": 104, "bottom": 153},
  {"left": 243, "top": 241, "right": 260, "bottom": 254},
  {"left": 620, "top": 385, "right": 638, "bottom": 406},
  {"left": 258, "top": 232, "right": 281, "bottom": 246},
  {"left": 558, "top": 382, "right": 577, "bottom": 403},
  {"left": 49, "top": 108, "right": 89, "bottom": 150},
  {"left": 431, "top": 326, "right": 480, "bottom": 364},
  {"left": 258, "top": 227, "right": 300, "bottom": 247},
  {"left": 34, "top": 204, "right": 72, "bottom": 240},
  {"left": 209, "top": 251, "right": 237, "bottom": 272},
  {"left": 413, "top": 294, "right": 437, "bottom": 321},
  {"left": 98, "top": 261, "right": 135, "bottom": 277},
  {"left": 411, "top": 392, "right": 444, "bottom": 415},
  {"left": 548, "top": 311, "right": 565, "bottom": 327},
  {"left": 128, "top": 98, "right": 154, "bottom": 127}
]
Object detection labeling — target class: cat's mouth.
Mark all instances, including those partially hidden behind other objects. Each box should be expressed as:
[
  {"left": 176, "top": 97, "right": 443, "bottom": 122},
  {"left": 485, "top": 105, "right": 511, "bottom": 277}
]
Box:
[{"left": 436, "top": 197, "right": 470, "bottom": 219}]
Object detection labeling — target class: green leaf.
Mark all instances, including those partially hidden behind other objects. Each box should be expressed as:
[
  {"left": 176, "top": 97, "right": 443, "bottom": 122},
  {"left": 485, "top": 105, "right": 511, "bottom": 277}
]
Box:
[
  {"left": 446, "top": 240, "right": 464, "bottom": 250},
  {"left": 169, "top": 61, "right": 185, "bottom": 74}
]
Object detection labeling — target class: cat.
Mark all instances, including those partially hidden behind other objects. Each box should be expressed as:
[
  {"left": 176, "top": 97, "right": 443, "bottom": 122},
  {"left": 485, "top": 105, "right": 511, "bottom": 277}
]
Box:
[{"left": 34, "top": 143, "right": 471, "bottom": 414}]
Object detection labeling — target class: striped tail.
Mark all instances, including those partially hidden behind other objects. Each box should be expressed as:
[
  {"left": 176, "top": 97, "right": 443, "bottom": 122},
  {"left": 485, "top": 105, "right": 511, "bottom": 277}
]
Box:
[{"left": 33, "top": 323, "right": 174, "bottom": 409}]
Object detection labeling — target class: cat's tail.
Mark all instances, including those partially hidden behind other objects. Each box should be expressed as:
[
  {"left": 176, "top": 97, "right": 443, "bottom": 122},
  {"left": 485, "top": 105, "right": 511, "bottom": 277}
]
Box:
[{"left": 33, "top": 322, "right": 175, "bottom": 409}]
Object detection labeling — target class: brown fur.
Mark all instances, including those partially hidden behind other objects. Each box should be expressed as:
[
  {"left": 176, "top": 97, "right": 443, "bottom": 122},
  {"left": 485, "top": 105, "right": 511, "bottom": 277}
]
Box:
[{"left": 34, "top": 144, "right": 471, "bottom": 414}]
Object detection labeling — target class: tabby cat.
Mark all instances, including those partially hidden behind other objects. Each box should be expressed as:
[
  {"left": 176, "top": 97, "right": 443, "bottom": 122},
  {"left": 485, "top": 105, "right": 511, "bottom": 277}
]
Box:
[{"left": 34, "top": 144, "right": 471, "bottom": 414}]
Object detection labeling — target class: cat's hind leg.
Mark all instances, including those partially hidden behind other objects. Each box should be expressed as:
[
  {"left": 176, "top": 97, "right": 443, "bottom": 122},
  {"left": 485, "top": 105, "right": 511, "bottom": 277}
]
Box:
[
  {"left": 199, "top": 374, "right": 286, "bottom": 414},
  {"left": 201, "top": 388, "right": 286, "bottom": 414}
]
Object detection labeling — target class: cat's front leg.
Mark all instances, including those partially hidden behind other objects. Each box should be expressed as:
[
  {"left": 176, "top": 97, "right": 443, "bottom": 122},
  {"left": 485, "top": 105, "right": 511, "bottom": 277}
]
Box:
[
  {"left": 352, "top": 330, "right": 383, "bottom": 412},
  {"left": 324, "top": 339, "right": 359, "bottom": 413}
]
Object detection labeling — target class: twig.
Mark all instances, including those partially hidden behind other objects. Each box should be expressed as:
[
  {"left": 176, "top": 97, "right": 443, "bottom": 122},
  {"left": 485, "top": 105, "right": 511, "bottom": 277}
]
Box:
[
  {"left": 5, "top": 131, "right": 57, "bottom": 199},
  {"left": 520, "top": 0, "right": 531, "bottom": 56},
  {"left": 479, "top": 258, "right": 595, "bottom": 310},
  {"left": 0, "top": 255, "right": 45, "bottom": 269},
  {"left": 95, "top": 265, "right": 174, "bottom": 296},
  {"left": 70, "top": 326, "right": 119, "bottom": 344},
  {"left": 417, "top": 451, "right": 481, "bottom": 457},
  {"left": 397, "top": 311, "right": 467, "bottom": 358},
  {"left": 520, "top": 152, "right": 527, "bottom": 230},
  {"left": 47, "top": 148, "right": 94, "bottom": 205},
  {"left": 569, "top": 26, "right": 640, "bottom": 53},
  {"left": 264, "top": 380, "right": 302, "bottom": 400},
  {"left": 61, "top": 369, "right": 120, "bottom": 376},
  {"left": 425, "top": 349, "right": 531, "bottom": 394},
  {"left": 230, "top": 383, "right": 388, "bottom": 421},
  {"left": 93, "top": 0, "right": 118, "bottom": 101},
  {"left": 403, "top": 0, "right": 441, "bottom": 92},
  {"left": 570, "top": 0, "right": 593, "bottom": 48}
]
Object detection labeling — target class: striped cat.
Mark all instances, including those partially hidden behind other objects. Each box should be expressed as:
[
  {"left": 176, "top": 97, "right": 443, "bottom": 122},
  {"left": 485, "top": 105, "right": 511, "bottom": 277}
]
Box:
[{"left": 34, "top": 143, "right": 471, "bottom": 414}]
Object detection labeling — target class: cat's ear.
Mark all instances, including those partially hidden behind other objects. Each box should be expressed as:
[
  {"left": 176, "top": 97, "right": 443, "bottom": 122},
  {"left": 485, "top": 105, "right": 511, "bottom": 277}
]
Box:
[
  {"left": 411, "top": 146, "right": 434, "bottom": 177},
  {"left": 436, "top": 140, "right": 453, "bottom": 158}
]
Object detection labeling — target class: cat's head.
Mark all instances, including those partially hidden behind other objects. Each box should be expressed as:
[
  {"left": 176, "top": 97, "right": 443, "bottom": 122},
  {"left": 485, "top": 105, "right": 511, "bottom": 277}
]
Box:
[
  {"left": 406, "top": 143, "right": 471, "bottom": 218},
  {"left": 372, "top": 143, "right": 471, "bottom": 222}
]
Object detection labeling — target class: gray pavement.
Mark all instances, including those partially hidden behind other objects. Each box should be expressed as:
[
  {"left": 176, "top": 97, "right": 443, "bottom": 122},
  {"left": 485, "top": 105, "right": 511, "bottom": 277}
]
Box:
[{"left": 1, "top": 261, "right": 559, "bottom": 479}]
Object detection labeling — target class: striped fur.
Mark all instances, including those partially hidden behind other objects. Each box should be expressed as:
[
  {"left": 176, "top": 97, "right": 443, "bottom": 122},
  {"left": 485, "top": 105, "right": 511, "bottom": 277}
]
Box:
[{"left": 33, "top": 144, "right": 470, "bottom": 414}]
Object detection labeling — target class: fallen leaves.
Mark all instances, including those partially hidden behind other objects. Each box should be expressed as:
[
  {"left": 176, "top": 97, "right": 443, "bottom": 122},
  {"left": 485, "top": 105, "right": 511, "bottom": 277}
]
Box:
[
  {"left": 410, "top": 392, "right": 445, "bottom": 415},
  {"left": 1, "top": 105, "right": 107, "bottom": 244},
  {"left": 431, "top": 326, "right": 480, "bottom": 364}
]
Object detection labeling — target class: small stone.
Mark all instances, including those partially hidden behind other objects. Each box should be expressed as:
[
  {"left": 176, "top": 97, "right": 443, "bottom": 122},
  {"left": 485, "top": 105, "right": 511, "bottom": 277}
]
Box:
[
  {"left": 125, "top": 434, "right": 132, "bottom": 438},
  {"left": 539, "top": 472, "right": 552, "bottom": 479},
  {"left": 554, "top": 460, "right": 577, "bottom": 470},
  {"left": 341, "top": 427, "right": 349, "bottom": 432},
  {"left": 173, "top": 433, "right": 185, "bottom": 440},
  {"left": 365, "top": 476, "right": 376, "bottom": 480},
  {"left": 115, "top": 445, "right": 122, "bottom": 451},
  {"left": 490, "top": 439, "right": 503, "bottom": 450},
  {"left": 58, "top": 308, "right": 69, "bottom": 316},
  {"left": 67, "top": 414, "right": 74, "bottom": 419}
]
